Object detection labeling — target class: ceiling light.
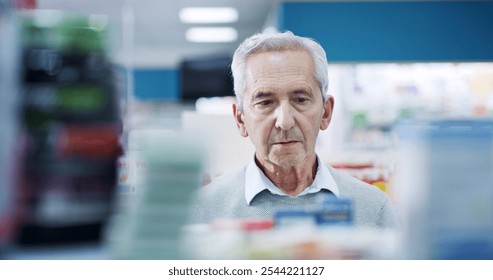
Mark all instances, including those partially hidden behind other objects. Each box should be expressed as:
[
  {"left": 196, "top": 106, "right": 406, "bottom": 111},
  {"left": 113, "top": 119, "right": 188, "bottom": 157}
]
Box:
[
  {"left": 185, "top": 27, "right": 238, "bottom": 43},
  {"left": 179, "top": 7, "right": 238, "bottom": 23}
]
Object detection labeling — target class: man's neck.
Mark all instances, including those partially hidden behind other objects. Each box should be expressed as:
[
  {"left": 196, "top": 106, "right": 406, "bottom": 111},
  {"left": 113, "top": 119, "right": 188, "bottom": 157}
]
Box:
[{"left": 256, "top": 155, "right": 318, "bottom": 196}]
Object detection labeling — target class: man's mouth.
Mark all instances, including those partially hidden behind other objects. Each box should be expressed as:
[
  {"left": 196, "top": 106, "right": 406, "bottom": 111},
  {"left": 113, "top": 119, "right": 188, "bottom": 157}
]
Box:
[{"left": 273, "top": 141, "right": 299, "bottom": 145}]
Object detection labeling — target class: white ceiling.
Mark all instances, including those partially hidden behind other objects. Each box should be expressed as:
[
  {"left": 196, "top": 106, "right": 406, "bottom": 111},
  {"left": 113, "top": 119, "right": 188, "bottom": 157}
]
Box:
[{"left": 37, "top": 0, "right": 279, "bottom": 68}]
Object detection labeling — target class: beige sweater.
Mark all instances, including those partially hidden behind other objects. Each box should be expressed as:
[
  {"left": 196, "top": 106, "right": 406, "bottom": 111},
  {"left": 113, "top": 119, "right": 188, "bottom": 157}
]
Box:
[{"left": 190, "top": 165, "right": 399, "bottom": 229}]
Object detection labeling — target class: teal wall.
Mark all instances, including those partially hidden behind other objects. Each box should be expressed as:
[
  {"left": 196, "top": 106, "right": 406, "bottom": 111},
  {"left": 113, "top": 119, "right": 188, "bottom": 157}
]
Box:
[
  {"left": 278, "top": 1, "right": 493, "bottom": 62},
  {"left": 133, "top": 68, "right": 179, "bottom": 100}
]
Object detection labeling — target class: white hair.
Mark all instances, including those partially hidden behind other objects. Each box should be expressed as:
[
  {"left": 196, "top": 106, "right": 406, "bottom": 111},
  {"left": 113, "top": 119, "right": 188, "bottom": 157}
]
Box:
[{"left": 231, "top": 31, "right": 329, "bottom": 110}]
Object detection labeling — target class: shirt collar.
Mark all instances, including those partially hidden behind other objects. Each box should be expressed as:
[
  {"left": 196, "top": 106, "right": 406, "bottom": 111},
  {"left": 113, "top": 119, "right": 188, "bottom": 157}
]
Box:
[{"left": 244, "top": 155, "right": 340, "bottom": 205}]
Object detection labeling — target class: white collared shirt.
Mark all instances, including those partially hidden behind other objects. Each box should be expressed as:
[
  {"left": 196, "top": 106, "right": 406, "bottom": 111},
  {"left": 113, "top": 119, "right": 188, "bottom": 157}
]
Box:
[{"left": 244, "top": 156, "right": 340, "bottom": 205}]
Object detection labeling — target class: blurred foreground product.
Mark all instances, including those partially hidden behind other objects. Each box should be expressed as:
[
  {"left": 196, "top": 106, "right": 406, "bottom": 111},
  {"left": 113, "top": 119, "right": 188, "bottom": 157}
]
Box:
[
  {"left": 274, "top": 196, "right": 353, "bottom": 228},
  {"left": 394, "top": 119, "right": 493, "bottom": 259},
  {"left": 182, "top": 221, "right": 397, "bottom": 260},
  {"left": 15, "top": 10, "right": 121, "bottom": 245},
  {"left": 182, "top": 194, "right": 398, "bottom": 259},
  {"left": 0, "top": 0, "right": 20, "bottom": 252},
  {"left": 15, "top": 0, "right": 36, "bottom": 9},
  {"left": 106, "top": 131, "right": 204, "bottom": 259}
]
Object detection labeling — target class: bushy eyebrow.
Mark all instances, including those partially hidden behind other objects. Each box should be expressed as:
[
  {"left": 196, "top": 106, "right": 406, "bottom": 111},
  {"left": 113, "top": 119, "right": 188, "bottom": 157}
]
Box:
[
  {"left": 252, "top": 91, "right": 274, "bottom": 100},
  {"left": 251, "top": 88, "right": 312, "bottom": 101},
  {"left": 290, "top": 89, "right": 311, "bottom": 96}
]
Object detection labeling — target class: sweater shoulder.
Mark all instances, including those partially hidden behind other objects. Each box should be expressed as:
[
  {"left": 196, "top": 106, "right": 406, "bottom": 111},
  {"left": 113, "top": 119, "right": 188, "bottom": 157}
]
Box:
[
  {"left": 189, "top": 166, "right": 247, "bottom": 223},
  {"left": 200, "top": 167, "right": 246, "bottom": 195}
]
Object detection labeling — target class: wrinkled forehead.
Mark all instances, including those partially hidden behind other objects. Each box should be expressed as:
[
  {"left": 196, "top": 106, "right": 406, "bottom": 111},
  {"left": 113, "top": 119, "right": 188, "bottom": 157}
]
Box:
[
  {"left": 244, "top": 50, "right": 316, "bottom": 82},
  {"left": 246, "top": 47, "right": 312, "bottom": 64},
  {"left": 242, "top": 51, "right": 322, "bottom": 105}
]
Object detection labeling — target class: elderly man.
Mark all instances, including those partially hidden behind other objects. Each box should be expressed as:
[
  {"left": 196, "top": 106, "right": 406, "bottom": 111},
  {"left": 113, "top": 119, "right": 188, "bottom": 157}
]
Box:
[{"left": 191, "top": 31, "right": 399, "bottom": 229}]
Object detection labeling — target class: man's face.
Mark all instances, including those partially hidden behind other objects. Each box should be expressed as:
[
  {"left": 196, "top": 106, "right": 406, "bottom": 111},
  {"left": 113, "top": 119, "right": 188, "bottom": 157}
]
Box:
[{"left": 233, "top": 50, "right": 334, "bottom": 168}]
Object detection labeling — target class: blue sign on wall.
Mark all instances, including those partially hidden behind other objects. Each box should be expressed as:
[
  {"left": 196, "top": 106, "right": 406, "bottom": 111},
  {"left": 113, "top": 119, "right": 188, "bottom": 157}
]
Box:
[
  {"left": 279, "top": 1, "right": 493, "bottom": 62},
  {"left": 133, "top": 68, "right": 179, "bottom": 100}
]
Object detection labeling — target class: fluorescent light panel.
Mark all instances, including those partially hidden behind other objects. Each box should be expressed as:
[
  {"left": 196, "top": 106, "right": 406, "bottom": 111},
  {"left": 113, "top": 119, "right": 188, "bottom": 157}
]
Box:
[
  {"left": 179, "top": 7, "right": 238, "bottom": 23},
  {"left": 186, "top": 27, "right": 237, "bottom": 43}
]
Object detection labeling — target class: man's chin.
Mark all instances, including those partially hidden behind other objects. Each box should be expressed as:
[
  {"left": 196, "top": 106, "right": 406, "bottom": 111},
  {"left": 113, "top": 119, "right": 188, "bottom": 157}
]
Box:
[{"left": 269, "top": 154, "right": 307, "bottom": 168}]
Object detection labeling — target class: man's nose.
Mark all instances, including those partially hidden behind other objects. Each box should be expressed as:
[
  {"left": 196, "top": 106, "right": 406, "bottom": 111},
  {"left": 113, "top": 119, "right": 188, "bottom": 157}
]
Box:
[{"left": 274, "top": 102, "right": 295, "bottom": 131}]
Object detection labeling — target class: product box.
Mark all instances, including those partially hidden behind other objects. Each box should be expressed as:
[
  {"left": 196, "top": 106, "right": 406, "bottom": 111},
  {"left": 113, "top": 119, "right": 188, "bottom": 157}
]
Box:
[{"left": 395, "top": 119, "right": 493, "bottom": 259}]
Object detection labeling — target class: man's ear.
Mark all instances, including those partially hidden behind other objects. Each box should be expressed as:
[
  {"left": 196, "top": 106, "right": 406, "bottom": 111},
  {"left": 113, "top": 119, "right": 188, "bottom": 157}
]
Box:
[
  {"left": 320, "top": 95, "right": 334, "bottom": 130},
  {"left": 233, "top": 103, "right": 249, "bottom": 137}
]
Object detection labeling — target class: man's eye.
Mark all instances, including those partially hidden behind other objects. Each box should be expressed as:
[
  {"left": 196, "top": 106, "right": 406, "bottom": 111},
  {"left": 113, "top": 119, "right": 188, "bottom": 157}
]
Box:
[
  {"left": 257, "top": 100, "right": 273, "bottom": 106},
  {"left": 294, "top": 97, "right": 308, "bottom": 103}
]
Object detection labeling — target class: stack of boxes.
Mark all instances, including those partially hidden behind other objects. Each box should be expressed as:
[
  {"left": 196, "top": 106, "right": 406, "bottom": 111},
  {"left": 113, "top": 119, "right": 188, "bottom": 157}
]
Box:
[
  {"left": 16, "top": 10, "right": 121, "bottom": 244},
  {"left": 107, "top": 133, "right": 205, "bottom": 259}
]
